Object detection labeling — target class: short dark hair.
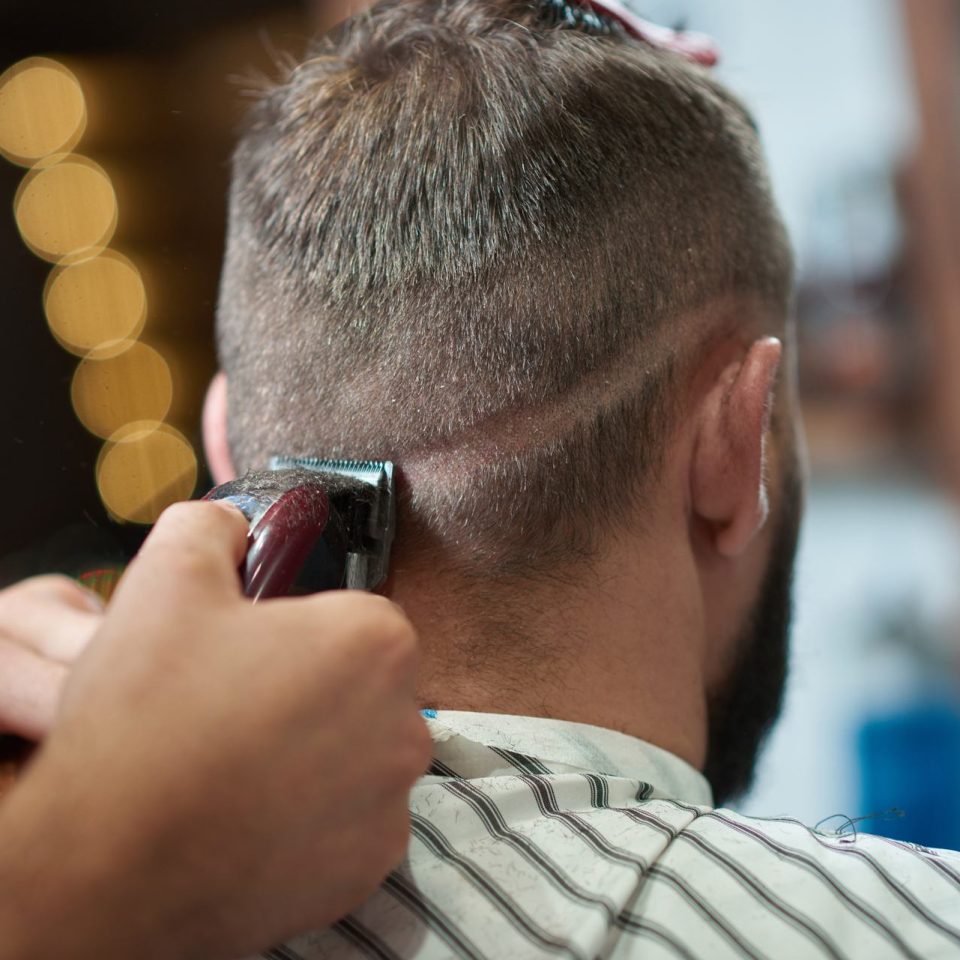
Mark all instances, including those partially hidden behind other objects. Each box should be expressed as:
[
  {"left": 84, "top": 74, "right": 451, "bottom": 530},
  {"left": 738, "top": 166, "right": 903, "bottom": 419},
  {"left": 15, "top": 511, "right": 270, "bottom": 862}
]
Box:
[{"left": 217, "top": 0, "right": 793, "bottom": 577}]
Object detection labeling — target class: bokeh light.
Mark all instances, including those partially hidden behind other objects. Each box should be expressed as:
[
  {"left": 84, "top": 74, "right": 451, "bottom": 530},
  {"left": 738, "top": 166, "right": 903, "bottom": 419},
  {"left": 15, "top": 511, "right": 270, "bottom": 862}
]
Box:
[
  {"left": 1, "top": 52, "right": 202, "bottom": 529},
  {"left": 96, "top": 421, "right": 198, "bottom": 525},
  {"left": 14, "top": 154, "right": 117, "bottom": 261},
  {"left": 0, "top": 58, "right": 86, "bottom": 165},
  {"left": 44, "top": 252, "right": 147, "bottom": 356},
  {"left": 71, "top": 341, "right": 173, "bottom": 439}
]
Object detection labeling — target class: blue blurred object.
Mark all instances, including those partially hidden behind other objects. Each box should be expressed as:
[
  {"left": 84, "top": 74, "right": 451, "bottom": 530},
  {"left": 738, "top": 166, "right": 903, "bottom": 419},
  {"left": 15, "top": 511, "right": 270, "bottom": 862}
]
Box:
[{"left": 858, "top": 700, "right": 960, "bottom": 849}]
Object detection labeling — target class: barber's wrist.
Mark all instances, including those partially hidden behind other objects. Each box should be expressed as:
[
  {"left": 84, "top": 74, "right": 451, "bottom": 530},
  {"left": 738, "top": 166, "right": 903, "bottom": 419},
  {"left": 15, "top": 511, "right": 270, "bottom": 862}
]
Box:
[{"left": 0, "top": 742, "right": 172, "bottom": 960}]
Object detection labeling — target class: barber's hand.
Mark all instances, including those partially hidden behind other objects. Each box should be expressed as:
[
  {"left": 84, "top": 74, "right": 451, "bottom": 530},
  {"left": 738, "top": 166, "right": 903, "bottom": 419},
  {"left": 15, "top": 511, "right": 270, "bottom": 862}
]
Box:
[
  {"left": 0, "top": 575, "right": 103, "bottom": 739},
  {"left": 0, "top": 501, "right": 432, "bottom": 960}
]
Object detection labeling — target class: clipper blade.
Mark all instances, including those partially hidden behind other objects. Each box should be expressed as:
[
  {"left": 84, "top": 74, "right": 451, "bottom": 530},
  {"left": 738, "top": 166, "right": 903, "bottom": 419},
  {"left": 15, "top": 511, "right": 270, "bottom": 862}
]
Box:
[{"left": 268, "top": 456, "right": 395, "bottom": 591}]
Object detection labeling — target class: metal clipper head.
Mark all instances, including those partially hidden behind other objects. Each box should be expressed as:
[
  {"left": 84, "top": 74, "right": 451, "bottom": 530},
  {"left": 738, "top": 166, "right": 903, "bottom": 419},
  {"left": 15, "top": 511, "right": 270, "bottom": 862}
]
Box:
[{"left": 268, "top": 457, "right": 396, "bottom": 592}]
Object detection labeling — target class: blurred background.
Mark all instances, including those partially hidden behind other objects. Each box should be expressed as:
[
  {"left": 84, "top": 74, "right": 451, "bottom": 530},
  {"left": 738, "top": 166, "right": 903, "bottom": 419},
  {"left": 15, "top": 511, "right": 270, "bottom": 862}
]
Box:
[{"left": 2, "top": 0, "right": 960, "bottom": 845}]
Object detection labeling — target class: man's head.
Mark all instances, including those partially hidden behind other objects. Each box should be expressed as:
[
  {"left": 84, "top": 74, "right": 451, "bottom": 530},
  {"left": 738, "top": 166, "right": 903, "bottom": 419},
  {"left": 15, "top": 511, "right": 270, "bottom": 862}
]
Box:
[{"left": 207, "top": 0, "right": 803, "bottom": 803}]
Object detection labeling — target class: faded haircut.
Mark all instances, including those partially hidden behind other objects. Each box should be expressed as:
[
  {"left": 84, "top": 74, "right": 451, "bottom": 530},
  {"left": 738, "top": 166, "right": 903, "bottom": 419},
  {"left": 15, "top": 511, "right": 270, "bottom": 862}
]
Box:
[{"left": 217, "top": 0, "right": 793, "bottom": 577}]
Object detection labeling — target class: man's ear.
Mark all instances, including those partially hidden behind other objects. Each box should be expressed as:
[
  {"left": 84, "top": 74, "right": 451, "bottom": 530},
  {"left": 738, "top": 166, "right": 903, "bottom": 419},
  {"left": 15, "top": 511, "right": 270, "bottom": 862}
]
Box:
[
  {"left": 690, "top": 337, "right": 782, "bottom": 557},
  {"left": 202, "top": 371, "right": 237, "bottom": 485}
]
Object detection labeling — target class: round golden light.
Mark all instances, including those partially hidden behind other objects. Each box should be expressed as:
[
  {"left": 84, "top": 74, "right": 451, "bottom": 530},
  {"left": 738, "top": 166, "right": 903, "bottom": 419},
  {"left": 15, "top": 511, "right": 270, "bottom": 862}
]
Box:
[
  {"left": 15, "top": 155, "right": 117, "bottom": 262},
  {"left": 96, "top": 422, "right": 198, "bottom": 525},
  {"left": 0, "top": 59, "right": 86, "bottom": 165},
  {"left": 71, "top": 341, "right": 173, "bottom": 439},
  {"left": 45, "top": 252, "right": 146, "bottom": 356}
]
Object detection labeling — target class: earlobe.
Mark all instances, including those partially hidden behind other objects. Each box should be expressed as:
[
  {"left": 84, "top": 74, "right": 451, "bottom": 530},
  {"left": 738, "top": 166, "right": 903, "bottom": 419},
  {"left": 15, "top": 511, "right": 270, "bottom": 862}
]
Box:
[
  {"left": 202, "top": 371, "right": 237, "bottom": 485},
  {"left": 691, "top": 338, "right": 782, "bottom": 558}
]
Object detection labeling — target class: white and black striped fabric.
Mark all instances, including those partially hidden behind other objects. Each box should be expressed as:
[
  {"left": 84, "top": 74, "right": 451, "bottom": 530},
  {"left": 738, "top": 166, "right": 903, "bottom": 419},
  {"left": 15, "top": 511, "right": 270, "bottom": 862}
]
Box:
[{"left": 256, "top": 712, "right": 960, "bottom": 960}]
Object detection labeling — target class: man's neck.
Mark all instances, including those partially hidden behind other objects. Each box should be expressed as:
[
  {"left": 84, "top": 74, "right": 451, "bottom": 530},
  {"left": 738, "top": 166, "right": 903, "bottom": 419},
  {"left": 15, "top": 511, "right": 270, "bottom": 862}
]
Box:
[{"left": 390, "top": 535, "right": 710, "bottom": 771}]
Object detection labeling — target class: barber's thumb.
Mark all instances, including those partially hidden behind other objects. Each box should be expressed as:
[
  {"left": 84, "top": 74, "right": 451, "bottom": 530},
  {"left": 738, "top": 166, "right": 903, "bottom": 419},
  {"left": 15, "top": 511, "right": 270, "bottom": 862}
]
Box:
[{"left": 114, "top": 500, "right": 250, "bottom": 604}]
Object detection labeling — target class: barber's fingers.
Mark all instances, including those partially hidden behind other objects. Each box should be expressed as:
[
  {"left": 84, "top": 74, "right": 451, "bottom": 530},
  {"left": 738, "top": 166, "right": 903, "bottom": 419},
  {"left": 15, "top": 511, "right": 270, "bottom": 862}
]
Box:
[
  {"left": 0, "top": 639, "right": 65, "bottom": 739},
  {"left": 263, "top": 591, "right": 431, "bottom": 782},
  {"left": 0, "top": 575, "right": 103, "bottom": 663},
  {"left": 114, "top": 500, "right": 250, "bottom": 606},
  {"left": 276, "top": 591, "right": 422, "bottom": 695}
]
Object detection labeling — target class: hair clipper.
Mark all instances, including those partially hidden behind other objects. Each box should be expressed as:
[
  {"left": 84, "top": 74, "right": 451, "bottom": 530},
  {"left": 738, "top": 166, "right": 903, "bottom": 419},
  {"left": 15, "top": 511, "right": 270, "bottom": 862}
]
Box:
[
  {"left": 0, "top": 458, "right": 395, "bottom": 799},
  {"left": 203, "top": 458, "right": 395, "bottom": 600}
]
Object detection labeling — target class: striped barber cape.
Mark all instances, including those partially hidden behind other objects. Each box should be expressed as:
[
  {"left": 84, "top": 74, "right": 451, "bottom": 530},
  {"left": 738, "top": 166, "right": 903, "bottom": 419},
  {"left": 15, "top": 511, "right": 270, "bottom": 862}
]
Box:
[{"left": 259, "top": 711, "right": 960, "bottom": 960}]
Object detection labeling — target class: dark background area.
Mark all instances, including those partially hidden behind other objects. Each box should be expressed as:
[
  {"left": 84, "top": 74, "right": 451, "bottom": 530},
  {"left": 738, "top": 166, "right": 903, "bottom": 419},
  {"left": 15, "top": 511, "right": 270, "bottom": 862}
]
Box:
[{"left": 0, "top": 0, "right": 313, "bottom": 577}]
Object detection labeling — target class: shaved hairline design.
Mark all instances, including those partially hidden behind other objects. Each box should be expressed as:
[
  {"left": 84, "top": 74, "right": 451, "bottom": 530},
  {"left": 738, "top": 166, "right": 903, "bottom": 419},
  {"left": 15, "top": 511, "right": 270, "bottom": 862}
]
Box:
[{"left": 217, "top": 0, "right": 794, "bottom": 578}]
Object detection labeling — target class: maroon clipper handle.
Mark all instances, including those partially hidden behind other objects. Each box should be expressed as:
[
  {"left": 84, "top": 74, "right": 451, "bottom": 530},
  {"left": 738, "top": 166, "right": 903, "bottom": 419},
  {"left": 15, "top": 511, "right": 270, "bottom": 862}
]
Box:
[
  {"left": 242, "top": 486, "right": 332, "bottom": 600},
  {"left": 203, "top": 477, "right": 333, "bottom": 601}
]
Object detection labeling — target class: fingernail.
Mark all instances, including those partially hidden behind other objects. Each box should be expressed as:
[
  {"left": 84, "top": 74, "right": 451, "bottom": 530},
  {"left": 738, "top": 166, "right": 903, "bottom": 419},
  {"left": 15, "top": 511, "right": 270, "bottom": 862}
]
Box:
[{"left": 208, "top": 499, "right": 247, "bottom": 522}]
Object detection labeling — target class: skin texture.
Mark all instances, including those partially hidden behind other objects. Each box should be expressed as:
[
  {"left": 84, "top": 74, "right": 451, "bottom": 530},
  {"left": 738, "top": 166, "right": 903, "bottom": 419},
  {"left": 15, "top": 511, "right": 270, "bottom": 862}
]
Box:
[
  {"left": 0, "top": 501, "right": 432, "bottom": 960},
  {"left": 206, "top": 324, "right": 805, "bottom": 802}
]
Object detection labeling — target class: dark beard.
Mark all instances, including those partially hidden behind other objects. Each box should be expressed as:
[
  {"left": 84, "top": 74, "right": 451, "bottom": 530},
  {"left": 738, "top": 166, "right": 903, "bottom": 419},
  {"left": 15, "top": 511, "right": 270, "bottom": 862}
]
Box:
[{"left": 702, "top": 465, "right": 803, "bottom": 806}]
